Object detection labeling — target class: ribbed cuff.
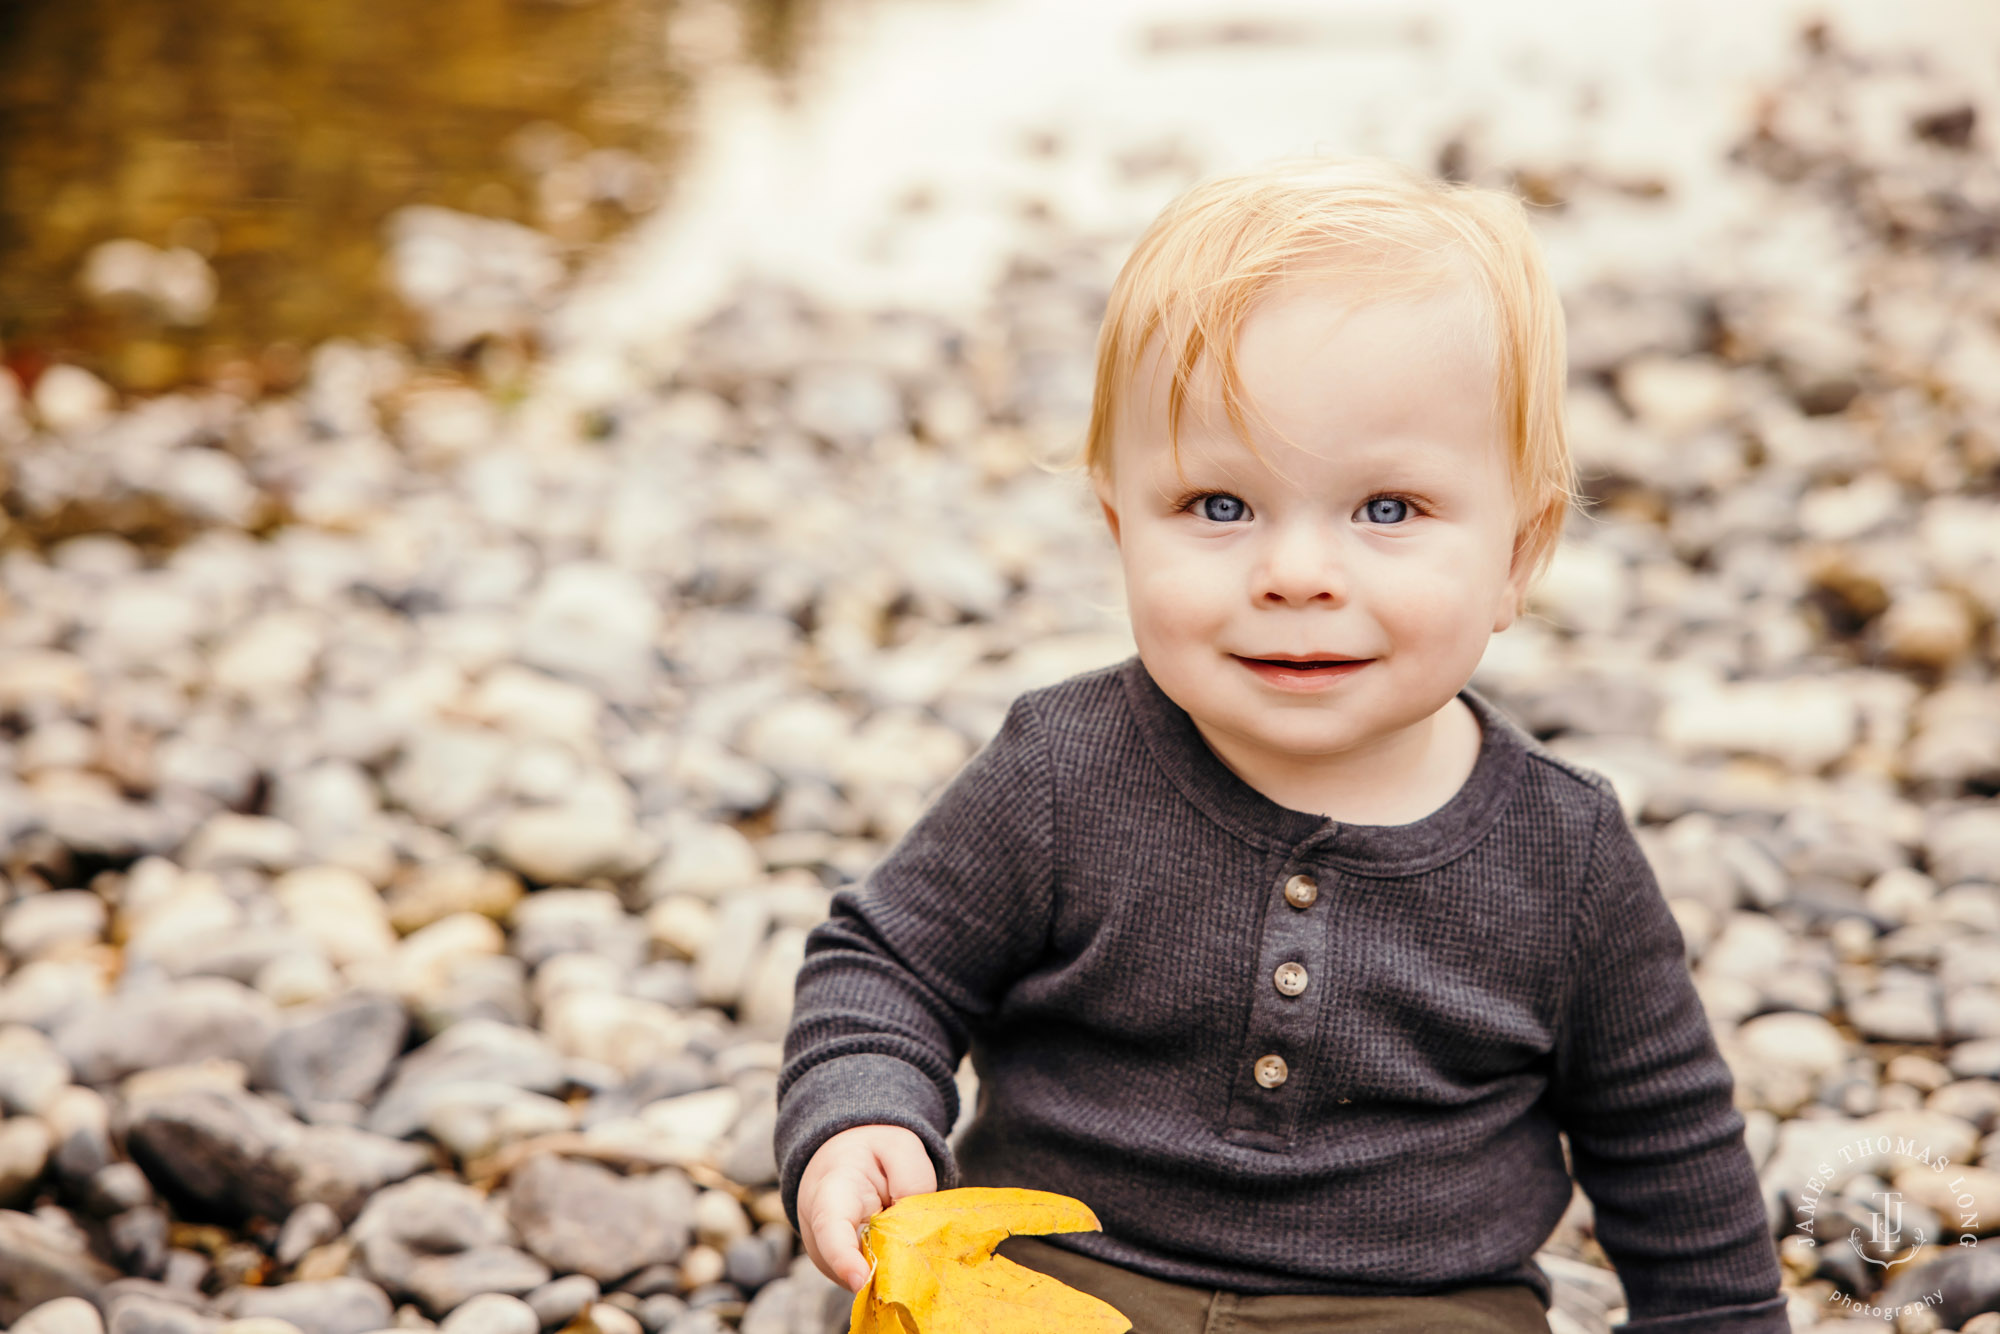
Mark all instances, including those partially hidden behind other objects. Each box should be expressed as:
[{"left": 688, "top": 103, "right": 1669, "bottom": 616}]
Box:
[
  {"left": 775, "top": 1052, "right": 962, "bottom": 1235},
  {"left": 1615, "top": 1293, "right": 1791, "bottom": 1334}
]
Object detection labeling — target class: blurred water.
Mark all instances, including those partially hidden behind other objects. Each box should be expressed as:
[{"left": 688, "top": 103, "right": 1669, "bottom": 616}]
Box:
[
  {"left": 0, "top": 0, "right": 814, "bottom": 392},
  {"left": 5, "top": 0, "right": 1993, "bottom": 393},
  {"left": 557, "top": 0, "right": 2000, "bottom": 349}
]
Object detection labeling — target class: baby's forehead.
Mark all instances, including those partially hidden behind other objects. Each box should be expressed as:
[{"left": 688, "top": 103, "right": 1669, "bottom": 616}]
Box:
[
  {"left": 1115, "top": 279, "right": 1497, "bottom": 422},
  {"left": 1135, "top": 267, "right": 1489, "bottom": 373}
]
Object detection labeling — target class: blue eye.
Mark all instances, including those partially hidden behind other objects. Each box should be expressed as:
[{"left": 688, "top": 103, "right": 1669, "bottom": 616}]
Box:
[
  {"left": 1360, "top": 497, "right": 1410, "bottom": 524},
  {"left": 1198, "top": 494, "right": 1247, "bottom": 522}
]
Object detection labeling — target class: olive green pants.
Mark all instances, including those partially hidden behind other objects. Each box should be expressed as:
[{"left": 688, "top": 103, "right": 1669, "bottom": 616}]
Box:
[{"left": 995, "top": 1236, "right": 1553, "bottom": 1334}]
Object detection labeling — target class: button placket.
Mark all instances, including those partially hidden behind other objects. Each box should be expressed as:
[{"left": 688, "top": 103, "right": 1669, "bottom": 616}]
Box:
[{"left": 1224, "top": 848, "right": 1335, "bottom": 1142}]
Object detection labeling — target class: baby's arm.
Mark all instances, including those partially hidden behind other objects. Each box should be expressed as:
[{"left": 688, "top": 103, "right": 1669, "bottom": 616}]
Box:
[
  {"left": 776, "top": 694, "right": 1058, "bottom": 1287},
  {"left": 1547, "top": 784, "right": 1790, "bottom": 1334}
]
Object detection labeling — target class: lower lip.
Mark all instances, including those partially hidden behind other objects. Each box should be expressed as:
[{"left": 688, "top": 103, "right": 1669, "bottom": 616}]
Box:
[{"left": 1234, "top": 656, "right": 1371, "bottom": 691}]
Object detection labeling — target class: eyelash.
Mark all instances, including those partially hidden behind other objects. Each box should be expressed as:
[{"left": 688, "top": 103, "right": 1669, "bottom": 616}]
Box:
[{"left": 1168, "top": 490, "right": 1431, "bottom": 523}]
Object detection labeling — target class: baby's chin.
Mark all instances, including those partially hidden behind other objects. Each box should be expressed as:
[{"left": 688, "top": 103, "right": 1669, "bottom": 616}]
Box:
[{"left": 1194, "top": 695, "right": 1390, "bottom": 748}]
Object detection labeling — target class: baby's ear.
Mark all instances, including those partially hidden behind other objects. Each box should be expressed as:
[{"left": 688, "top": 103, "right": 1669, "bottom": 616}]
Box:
[
  {"left": 1494, "top": 530, "right": 1536, "bottom": 632},
  {"left": 1092, "top": 471, "right": 1123, "bottom": 547}
]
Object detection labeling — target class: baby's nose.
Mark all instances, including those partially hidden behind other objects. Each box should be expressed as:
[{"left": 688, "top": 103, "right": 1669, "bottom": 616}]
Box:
[{"left": 1253, "top": 524, "right": 1349, "bottom": 605}]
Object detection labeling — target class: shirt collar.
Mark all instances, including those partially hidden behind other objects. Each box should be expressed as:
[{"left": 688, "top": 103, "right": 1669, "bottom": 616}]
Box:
[{"left": 1115, "top": 652, "right": 1530, "bottom": 873}]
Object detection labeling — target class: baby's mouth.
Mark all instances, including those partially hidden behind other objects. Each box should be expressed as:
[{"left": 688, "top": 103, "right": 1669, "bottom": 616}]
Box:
[{"left": 1235, "top": 655, "right": 1370, "bottom": 670}]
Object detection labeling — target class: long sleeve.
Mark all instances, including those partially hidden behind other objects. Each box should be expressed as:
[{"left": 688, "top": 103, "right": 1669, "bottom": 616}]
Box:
[
  {"left": 1547, "top": 786, "right": 1790, "bottom": 1334},
  {"left": 775, "top": 693, "right": 1058, "bottom": 1233}
]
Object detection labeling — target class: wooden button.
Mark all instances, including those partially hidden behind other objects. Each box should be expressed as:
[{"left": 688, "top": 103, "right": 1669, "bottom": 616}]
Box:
[
  {"left": 1273, "top": 962, "right": 1308, "bottom": 996},
  {"left": 1284, "top": 874, "right": 1319, "bottom": 909},
  {"left": 1254, "top": 1054, "right": 1288, "bottom": 1088}
]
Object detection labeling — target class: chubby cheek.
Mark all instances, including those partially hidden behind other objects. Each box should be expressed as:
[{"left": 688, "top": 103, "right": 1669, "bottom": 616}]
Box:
[
  {"left": 1365, "top": 549, "right": 1499, "bottom": 666},
  {"left": 1122, "top": 537, "right": 1234, "bottom": 646}
]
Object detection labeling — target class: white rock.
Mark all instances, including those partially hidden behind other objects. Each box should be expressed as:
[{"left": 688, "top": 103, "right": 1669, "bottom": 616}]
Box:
[
  {"left": 694, "top": 898, "right": 773, "bottom": 1009},
  {"left": 0, "top": 959, "right": 111, "bottom": 1030},
  {"left": 1, "top": 891, "right": 107, "bottom": 959},
  {"left": 0, "top": 1115, "right": 54, "bottom": 1204},
  {"left": 692, "top": 1187, "right": 751, "bottom": 1248},
  {"left": 80, "top": 239, "right": 214, "bottom": 325},
  {"left": 1697, "top": 912, "right": 1794, "bottom": 983},
  {"left": 1880, "top": 588, "right": 1978, "bottom": 670},
  {"left": 395, "top": 386, "right": 497, "bottom": 465},
  {"left": 1528, "top": 543, "right": 1632, "bottom": 636},
  {"left": 581, "top": 1305, "right": 641, "bottom": 1334},
  {"left": 642, "top": 819, "right": 764, "bottom": 902},
  {"left": 162, "top": 446, "right": 258, "bottom": 525},
  {"left": 1921, "top": 498, "right": 2000, "bottom": 586},
  {"left": 32, "top": 365, "right": 114, "bottom": 433},
  {"left": 211, "top": 611, "right": 324, "bottom": 696},
  {"left": 541, "top": 992, "right": 686, "bottom": 1079},
  {"left": 121, "top": 875, "right": 243, "bottom": 961},
  {"left": 181, "top": 813, "right": 306, "bottom": 872},
  {"left": 530, "top": 953, "right": 625, "bottom": 1010},
  {"left": 79, "top": 237, "right": 157, "bottom": 302},
  {"left": 738, "top": 696, "right": 855, "bottom": 784},
  {"left": 270, "top": 761, "right": 386, "bottom": 855},
  {"left": 0, "top": 1026, "right": 72, "bottom": 1115},
  {"left": 423, "top": 1085, "right": 572, "bottom": 1162},
  {"left": 790, "top": 363, "right": 902, "bottom": 443},
  {"left": 388, "top": 912, "right": 506, "bottom": 1002},
  {"left": 832, "top": 708, "right": 972, "bottom": 797},
  {"left": 645, "top": 896, "right": 718, "bottom": 960},
  {"left": 501, "top": 740, "right": 585, "bottom": 806},
  {"left": 386, "top": 725, "right": 511, "bottom": 828},
  {"left": 1932, "top": 808, "right": 2000, "bottom": 887},
  {"left": 739, "top": 928, "right": 809, "bottom": 1039},
  {"left": 639, "top": 1086, "right": 742, "bottom": 1152},
  {"left": 515, "top": 563, "right": 662, "bottom": 700},
  {"left": 1658, "top": 678, "right": 1858, "bottom": 771},
  {"left": 1797, "top": 473, "right": 1903, "bottom": 542},
  {"left": 0, "top": 650, "right": 93, "bottom": 712},
  {"left": 1734, "top": 1011, "right": 1849, "bottom": 1078},
  {"left": 254, "top": 952, "right": 344, "bottom": 1007},
  {"left": 1616, "top": 356, "right": 1735, "bottom": 437},
  {"left": 438, "top": 1292, "right": 539, "bottom": 1334},
  {"left": 494, "top": 799, "right": 646, "bottom": 886},
  {"left": 463, "top": 666, "right": 602, "bottom": 747},
  {"left": 11, "top": 1296, "right": 105, "bottom": 1334},
  {"left": 386, "top": 205, "right": 563, "bottom": 352},
  {"left": 15, "top": 719, "right": 97, "bottom": 777},
  {"left": 83, "top": 577, "right": 206, "bottom": 664},
  {"left": 272, "top": 866, "right": 397, "bottom": 966},
  {"left": 665, "top": 734, "right": 778, "bottom": 814},
  {"left": 151, "top": 247, "right": 217, "bottom": 325},
  {"left": 1866, "top": 867, "right": 1939, "bottom": 927}
]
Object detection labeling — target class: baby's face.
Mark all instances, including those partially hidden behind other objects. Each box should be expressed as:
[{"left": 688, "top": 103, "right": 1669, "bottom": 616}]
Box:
[{"left": 1093, "top": 277, "right": 1530, "bottom": 772}]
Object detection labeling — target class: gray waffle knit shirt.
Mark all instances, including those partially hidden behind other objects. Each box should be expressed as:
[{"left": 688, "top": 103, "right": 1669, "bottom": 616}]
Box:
[{"left": 776, "top": 653, "right": 1789, "bottom": 1333}]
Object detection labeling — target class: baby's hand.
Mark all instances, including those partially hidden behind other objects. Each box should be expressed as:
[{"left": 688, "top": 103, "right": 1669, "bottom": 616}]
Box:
[{"left": 797, "top": 1124, "right": 937, "bottom": 1292}]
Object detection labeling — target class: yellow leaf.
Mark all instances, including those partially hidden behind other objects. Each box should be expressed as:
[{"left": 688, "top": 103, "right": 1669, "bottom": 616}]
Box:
[{"left": 848, "top": 1186, "right": 1132, "bottom": 1334}]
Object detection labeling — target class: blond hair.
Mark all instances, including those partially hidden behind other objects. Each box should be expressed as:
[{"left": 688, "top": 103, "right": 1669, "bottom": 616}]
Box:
[{"left": 1071, "top": 155, "right": 1575, "bottom": 590}]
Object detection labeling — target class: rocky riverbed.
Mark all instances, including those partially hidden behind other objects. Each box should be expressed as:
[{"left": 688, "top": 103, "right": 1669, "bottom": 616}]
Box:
[{"left": 2, "top": 19, "right": 1999, "bottom": 1334}]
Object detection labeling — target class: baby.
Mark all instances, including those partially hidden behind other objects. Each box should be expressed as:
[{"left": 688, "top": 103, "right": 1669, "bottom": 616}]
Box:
[{"left": 775, "top": 157, "right": 1789, "bottom": 1333}]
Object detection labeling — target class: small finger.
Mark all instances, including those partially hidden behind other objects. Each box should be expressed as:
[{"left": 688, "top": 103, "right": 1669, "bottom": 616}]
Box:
[
  {"left": 808, "top": 1187, "right": 872, "bottom": 1291},
  {"left": 879, "top": 1135, "right": 937, "bottom": 1204}
]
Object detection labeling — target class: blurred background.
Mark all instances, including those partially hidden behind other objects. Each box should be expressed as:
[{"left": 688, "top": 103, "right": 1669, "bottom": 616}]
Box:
[{"left": 2, "top": 2, "right": 1999, "bottom": 1332}]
